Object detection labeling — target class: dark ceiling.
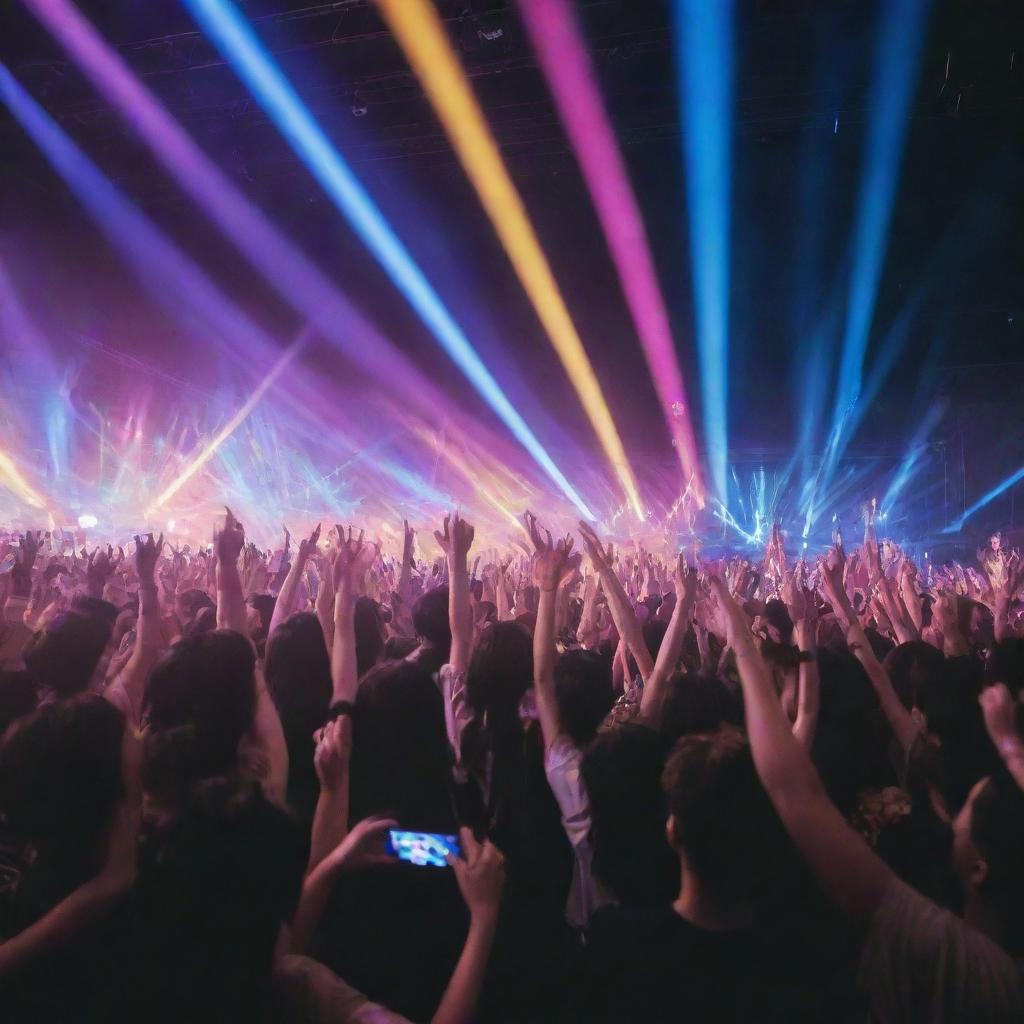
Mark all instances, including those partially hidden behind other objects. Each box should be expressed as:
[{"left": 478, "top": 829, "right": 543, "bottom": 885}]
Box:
[{"left": 0, "top": 0, "right": 1021, "bottom": 469}]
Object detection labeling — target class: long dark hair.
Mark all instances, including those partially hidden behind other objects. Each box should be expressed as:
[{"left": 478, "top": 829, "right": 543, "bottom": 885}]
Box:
[
  {"left": 460, "top": 621, "right": 533, "bottom": 842},
  {"left": 264, "top": 612, "right": 332, "bottom": 819},
  {"left": 349, "top": 660, "right": 455, "bottom": 830}
]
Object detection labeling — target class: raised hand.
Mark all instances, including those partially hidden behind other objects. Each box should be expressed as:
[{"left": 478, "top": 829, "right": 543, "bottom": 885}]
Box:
[
  {"left": 931, "top": 590, "right": 958, "bottom": 637},
  {"left": 673, "top": 552, "right": 698, "bottom": 604},
  {"left": 450, "top": 827, "right": 506, "bottom": 921},
  {"left": 782, "top": 561, "right": 816, "bottom": 629},
  {"left": 133, "top": 533, "right": 164, "bottom": 585},
  {"left": 434, "top": 512, "right": 475, "bottom": 565},
  {"left": 324, "top": 815, "right": 399, "bottom": 873},
  {"left": 86, "top": 545, "right": 117, "bottom": 597},
  {"left": 979, "top": 684, "right": 1020, "bottom": 752},
  {"left": 333, "top": 526, "right": 373, "bottom": 593},
  {"left": 298, "top": 523, "right": 322, "bottom": 563},
  {"left": 313, "top": 715, "right": 352, "bottom": 792},
  {"left": 527, "top": 514, "right": 580, "bottom": 592},
  {"left": 402, "top": 518, "right": 415, "bottom": 557},
  {"left": 215, "top": 506, "right": 245, "bottom": 566},
  {"left": 577, "top": 520, "right": 614, "bottom": 574}
]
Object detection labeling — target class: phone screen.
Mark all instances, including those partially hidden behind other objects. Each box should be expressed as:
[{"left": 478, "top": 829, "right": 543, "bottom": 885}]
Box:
[{"left": 386, "top": 830, "right": 460, "bottom": 868}]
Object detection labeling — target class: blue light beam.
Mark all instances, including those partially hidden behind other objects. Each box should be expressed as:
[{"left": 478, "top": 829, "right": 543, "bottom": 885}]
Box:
[
  {"left": 826, "top": 0, "right": 930, "bottom": 470},
  {"left": 179, "top": 0, "right": 594, "bottom": 521},
  {"left": 944, "top": 464, "right": 1024, "bottom": 534},
  {"left": 674, "top": 0, "right": 734, "bottom": 504},
  {"left": 880, "top": 400, "right": 945, "bottom": 515}
]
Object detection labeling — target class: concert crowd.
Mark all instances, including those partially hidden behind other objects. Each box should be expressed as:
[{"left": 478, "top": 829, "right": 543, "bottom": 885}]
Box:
[{"left": 0, "top": 508, "right": 1023, "bottom": 1022}]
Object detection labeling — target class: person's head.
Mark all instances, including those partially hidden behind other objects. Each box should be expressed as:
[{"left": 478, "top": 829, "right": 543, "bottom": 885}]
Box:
[
  {"left": 143, "top": 631, "right": 256, "bottom": 798},
  {"left": 139, "top": 778, "right": 305, "bottom": 1022},
  {"left": 0, "top": 694, "right": 132, "bottom": 868},
  {"left": 350, "top": 660, "right": 453, "bottom": 830},
  {"left": 884, "top": 640, "right": 945, "bottom": 711},
  {"left": 264, "top": 613, "right": 331, "bottom": 735},
  {"left": 582, "top": 723, "right": 678, "bottom": 906},
  {"left": 663, "top": 726, "right": 781, "bottom": 898},
  {"left": 952, "top": 772, "right": 1024, "bottom": 954},
  {"left": 247, "top": 592, "right": 277, "bottom": 656},
  {"left": 183, "top": 605, "right": 217, "bottom": 639},
  {"left": 465, "top": 620, "right": 532, "bottom": 721},
  {"left": 460, "top": 620, "right": 533, "bottom": 787},
  {"left": 410, "top": 586, "right": 451, "bottom": 673},
  {"left": 813, "top": 644, "right": 884, "bottom": 816},
  {"left": 760, "top": 598, "right": 794, "bottom": 645},
  {"left": 175, "top": 588, "right": 215, "bottom": 626},
  {"left": 659, "top": 671, "right": 741, "bottom": 741},
  {"left": 23, "top": 610, "right": 112, "bottom": 699},
  {"left": 554, "top": 648, "right": 614, "bottom": 748},
  {"left": 354, "top": 596, "right": 386, "bottom": 678},
  {"left": 965, "top": 600, "right": 995, "bottom": 650}
]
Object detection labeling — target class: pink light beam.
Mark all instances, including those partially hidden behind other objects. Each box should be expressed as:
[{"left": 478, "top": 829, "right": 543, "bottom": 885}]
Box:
[{"left": 517, "top": 0, "right": 704, "bottom": 504}]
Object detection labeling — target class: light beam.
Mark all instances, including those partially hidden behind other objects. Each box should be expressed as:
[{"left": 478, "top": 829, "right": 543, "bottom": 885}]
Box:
[
  {"left": 376, "top": 0, "right": 643, "bottom": 518},
  {"left": 23, "top": 0, "right": 594, "bottom": 521},
  {"left": 517, "top": 0, "right": 703, "bottom": 502},
  {"left": 674, "top": 0, "right": 735, "bottom": 503}
]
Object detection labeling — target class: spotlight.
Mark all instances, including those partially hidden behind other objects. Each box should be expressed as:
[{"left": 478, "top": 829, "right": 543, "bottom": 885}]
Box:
[{"left": 78, "top": 513, "right": 98, "bottom": 528}]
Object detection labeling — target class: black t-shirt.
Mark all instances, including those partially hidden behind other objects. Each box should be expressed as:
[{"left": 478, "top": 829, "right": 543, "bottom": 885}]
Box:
[
  {"left": 313, "top": 861, "right": 469, "bottom": 1022},
  {"left": 580, "top": 903, "right": 816, "bottom": 1024}
]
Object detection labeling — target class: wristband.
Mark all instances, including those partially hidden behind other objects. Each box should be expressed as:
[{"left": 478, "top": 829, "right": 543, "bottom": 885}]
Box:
[{"left": 797, "top": 649, "right": 818, "bottom": 664}]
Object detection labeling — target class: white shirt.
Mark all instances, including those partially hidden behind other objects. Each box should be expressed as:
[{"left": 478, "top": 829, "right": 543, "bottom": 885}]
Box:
[{"left": 859, "top": 877, "right": 1024, "bottom": 1022}]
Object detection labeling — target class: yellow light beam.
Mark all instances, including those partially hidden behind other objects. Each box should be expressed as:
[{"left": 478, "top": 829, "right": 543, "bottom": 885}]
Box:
[
  {"left": 0, "top": 447, "right": 49, "bottom": 510},
  {"left": 377, "top": 0, "right": 644, "bottom": 519},
  {"left": 147, "top": 335, "right": 305, "bottom": 513}
]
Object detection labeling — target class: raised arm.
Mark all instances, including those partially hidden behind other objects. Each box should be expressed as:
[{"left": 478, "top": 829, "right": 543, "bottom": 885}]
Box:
[
  {"left": 578, "top": 522, "right": 654, "bottom": 685},
  {"left": 268, "top": 524, "right": 320, "bottom": 639},
  {"left": 106, "top": 533, "right": 164, "bottom": 728},
  {"left": 435, "top": 514, "right": 475, "bottom": 675},
  {"left": 640, "top": 554, "right": 697, "bottom": 723},
  {"left": 528, "top": 514, "right": 581, "bottom": 750},
  {"left": 215, "top": 507, "right": 248, "bottom": 635},
  {"left": 709, "top": 575, "right": 891, "bottom": 928},
  {"left": 782, "top": 564, "right": 820, "bottom": 750},
  {"left": 330, "top": 527, "right": 368, "bottom": 706},
  {"left": 307, "top": 716, "right": 353, "bottom": 872},
  {"left": 432, "top": 830, "right": 505, "bottom": 1024},
  {"left": 980, "top": 683, "right": 1024, "bottom": 792},
  {"left": 0, "top": 797, "right": 138, "bottom": 979},
  {"left": 822, "top": 547, "right": 920, "bottom": 754}
]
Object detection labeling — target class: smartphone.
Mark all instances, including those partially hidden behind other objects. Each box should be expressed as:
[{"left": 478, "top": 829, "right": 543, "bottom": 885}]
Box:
[{"left": 386, "top": 830, "right": 460, "bottom": 868}]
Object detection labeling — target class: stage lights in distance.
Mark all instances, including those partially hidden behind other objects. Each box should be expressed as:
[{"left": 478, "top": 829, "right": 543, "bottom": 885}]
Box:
[{"left": 78, "top": 513, "right": 98, "bottom": 528}]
